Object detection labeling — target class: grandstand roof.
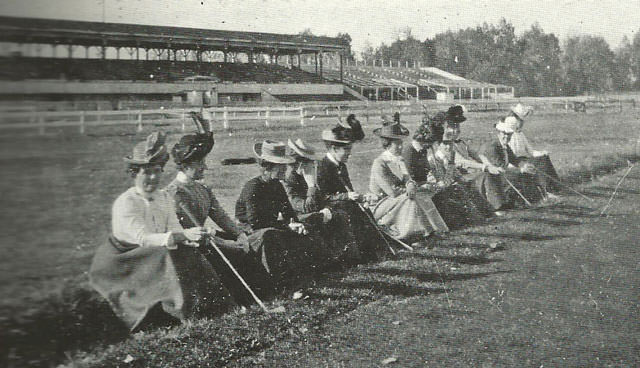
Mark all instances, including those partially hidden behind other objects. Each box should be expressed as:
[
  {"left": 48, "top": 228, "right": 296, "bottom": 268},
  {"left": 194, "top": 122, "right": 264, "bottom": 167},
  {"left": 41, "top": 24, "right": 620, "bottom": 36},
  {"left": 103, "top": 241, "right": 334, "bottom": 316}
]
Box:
[{"left": 0, "top": 16, "right": 349, "bottom": 55}]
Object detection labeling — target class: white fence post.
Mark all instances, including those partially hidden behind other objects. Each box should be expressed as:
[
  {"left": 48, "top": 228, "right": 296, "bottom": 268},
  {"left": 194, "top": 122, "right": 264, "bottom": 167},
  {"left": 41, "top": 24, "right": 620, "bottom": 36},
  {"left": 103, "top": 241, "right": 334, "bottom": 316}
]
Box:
[
  {"left": 223, "top": 106, "right": 229, "bottom": 129},
  {"left": 137, "top": 113, "right": 143, "bottom": 132},
  {"left": 265, "top": 106, "right": 270, "bottom": 127},
  {"left": 79, "top": 111, "right": 85, "bottom": 134},
  {"left": 299, "top": 107, "right": 305, "bottom": 126}
]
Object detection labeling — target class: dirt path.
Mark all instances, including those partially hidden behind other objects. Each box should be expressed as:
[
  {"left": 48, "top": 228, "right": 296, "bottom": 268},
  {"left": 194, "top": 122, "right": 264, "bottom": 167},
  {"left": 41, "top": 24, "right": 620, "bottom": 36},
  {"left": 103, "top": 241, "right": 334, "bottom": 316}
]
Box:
[{"left": 249, "top": 168, "right": 640, "bottom": 367}]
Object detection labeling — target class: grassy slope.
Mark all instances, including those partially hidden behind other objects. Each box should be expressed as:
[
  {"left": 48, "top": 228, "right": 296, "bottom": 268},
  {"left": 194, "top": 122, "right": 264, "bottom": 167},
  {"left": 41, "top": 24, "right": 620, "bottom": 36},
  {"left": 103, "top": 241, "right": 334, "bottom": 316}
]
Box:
[{"left": 1, "top": 109, "right": 639, "bottom": 366}]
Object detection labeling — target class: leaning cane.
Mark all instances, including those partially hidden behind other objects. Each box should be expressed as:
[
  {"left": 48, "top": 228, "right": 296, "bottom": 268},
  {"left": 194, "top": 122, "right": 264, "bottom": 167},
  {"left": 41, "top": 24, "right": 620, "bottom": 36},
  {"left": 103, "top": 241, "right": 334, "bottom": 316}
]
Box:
[
  {"left": 532, "top": 166, "right": 593, "bottom": 202},
  {"left": 357, "top": 201, "right": 414, "bottom": 252},
  {"left": 501, "top": 173, "right": 533, "bottom": 207},
  {"left": 178, "top": 203, "right": 285, "bottom": 314}
]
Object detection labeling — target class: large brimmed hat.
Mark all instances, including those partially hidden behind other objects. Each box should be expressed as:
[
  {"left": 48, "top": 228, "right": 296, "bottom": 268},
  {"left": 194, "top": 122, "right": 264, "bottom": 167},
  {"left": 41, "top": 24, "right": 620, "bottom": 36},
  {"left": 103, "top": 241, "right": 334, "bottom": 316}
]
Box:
[
  {"left": 171, "top": 133, "right": 214, "bottom": 165},
  {"left": 124, "top": 131, "right": 170, "bottom": 165},
  {"left": 171, "top": 111, "right": 215, "bottom": 165},
  {"left": 253, "top": 140, "right": 295, "bottom": 164},
  {"left": 510, "top": 103, "right": 533, "bottom": 120},
  {"left": 321, "top": 114, "right": 365, "bottom": 144},
  {"left": 287, "top": 138, "right": 323, "bottom": 161},
  {"left": 445, "top": 105, "right": 466, "bottom": 123},
  {"left": 495, "top": 118, "right": 515, "bottom": 134}
]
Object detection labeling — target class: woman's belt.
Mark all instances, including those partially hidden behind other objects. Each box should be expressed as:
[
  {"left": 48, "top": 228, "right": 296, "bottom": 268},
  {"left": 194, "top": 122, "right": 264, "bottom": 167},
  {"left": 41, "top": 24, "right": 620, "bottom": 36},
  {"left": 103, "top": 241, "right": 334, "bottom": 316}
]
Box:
[{"left": 108, "top": 235, "right": 139, "bottom": 252}]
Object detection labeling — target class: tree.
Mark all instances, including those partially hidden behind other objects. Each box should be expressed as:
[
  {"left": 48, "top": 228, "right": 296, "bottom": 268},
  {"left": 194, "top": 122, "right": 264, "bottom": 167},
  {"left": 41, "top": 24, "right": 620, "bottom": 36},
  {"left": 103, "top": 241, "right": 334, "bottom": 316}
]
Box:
[
  {"left": 562, "top": 35, "right": 616, "bottom": 95},
  {"left": 612, "top": 36, "right": 634, "bottom": 91},
  {"left": 515, "top": 23, "right": 563, "bottom": 96}
]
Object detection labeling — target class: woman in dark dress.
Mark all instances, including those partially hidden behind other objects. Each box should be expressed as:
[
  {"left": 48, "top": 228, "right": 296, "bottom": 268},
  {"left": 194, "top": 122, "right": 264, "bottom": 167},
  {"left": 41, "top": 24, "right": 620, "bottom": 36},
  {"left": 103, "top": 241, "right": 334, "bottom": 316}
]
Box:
[{"left": 235, "top": 140, "right": 319, "bottom": 284}]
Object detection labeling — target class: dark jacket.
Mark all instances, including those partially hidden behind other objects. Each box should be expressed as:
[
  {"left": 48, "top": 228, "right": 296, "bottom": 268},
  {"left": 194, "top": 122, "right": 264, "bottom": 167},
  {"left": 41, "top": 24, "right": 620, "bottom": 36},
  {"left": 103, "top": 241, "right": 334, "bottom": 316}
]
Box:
[
  {"left": 316, "top": 156, "right": 353, "bottom": 202},
  {"left": 235, "top": 176, "right": 297, "bottom": 230},
  {"left": 401, "top": 143, "right": 431, "bottom": 184},
  {"left": 480, "top": 138, "right": 521, "bottom": 169},
  {"left": 281, "top": 172, "right": 320, "bottom": 215}
]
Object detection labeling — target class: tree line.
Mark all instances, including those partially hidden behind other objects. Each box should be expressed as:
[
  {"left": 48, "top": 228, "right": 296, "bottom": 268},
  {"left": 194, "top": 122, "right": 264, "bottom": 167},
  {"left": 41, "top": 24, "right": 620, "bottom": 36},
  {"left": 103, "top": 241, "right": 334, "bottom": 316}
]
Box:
[{"left": 349, "top": 20, "right": 639, "bottom": 97}]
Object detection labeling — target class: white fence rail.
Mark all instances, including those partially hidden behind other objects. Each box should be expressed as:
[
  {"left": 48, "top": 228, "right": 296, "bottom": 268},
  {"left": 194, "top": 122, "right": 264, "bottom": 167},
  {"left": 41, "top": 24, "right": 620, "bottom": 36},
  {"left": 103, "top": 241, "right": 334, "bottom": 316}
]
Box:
[
  {"left": 0, "top": 106, "right": 305, "bottom": 134},
  {"left": 0, "top": 97, "right": 636, "bottom": 135}
]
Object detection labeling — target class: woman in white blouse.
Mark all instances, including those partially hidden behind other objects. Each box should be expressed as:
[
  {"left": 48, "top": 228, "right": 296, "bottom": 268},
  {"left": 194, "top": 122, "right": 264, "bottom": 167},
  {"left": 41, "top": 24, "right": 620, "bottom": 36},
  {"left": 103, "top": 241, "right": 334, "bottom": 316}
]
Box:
[
  {"left": 89, "top": 132, "right": 235, "bottom": 331},
  {"left": 506, "top": 104, "right": 561, "bottom": 197}
]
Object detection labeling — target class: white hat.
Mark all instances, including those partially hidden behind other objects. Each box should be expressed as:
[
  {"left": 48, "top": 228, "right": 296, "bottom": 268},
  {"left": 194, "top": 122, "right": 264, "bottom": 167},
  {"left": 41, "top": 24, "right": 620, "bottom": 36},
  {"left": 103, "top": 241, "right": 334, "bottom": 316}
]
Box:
[
  {"left": 495, "top": 119, "right": 515, "bottom": 134},
  {"left": 510, "top": 103, "right": 533, "bottom": 120}
]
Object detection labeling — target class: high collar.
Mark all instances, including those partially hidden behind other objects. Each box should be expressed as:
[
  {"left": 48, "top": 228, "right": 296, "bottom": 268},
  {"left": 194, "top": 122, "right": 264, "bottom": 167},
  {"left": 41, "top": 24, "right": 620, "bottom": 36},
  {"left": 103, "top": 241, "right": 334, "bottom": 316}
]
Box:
[
  {"left": 176, "top": 171, "right": 191, "bottom": 184},
  {"left": 326, "top": 152, "right": 341, "bottom": 167},
  {"left": 133, "top": 186, "right": 157, "bottom": 203},
  {"left": 411, "top": 140, "right": 424, "bottom": 152}
]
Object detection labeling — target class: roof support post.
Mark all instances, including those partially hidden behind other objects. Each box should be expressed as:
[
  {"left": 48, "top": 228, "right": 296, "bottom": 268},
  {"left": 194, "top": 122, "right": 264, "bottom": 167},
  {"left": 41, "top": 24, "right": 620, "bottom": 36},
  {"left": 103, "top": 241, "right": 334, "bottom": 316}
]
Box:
[
  {"left": 67, "top": 44, "right": 73, "bottom": 59},
  {"left": 85, "top": 45, "right": 89, "bottom": 59},
  {"left": 319, "top": 51, "right": 323, "bottom": 79},
  {"left": 339, "top": 51, "right": 343, "bottom": 84},
  {"left": 115, "top": 47, "right": 120, "bottom": 60},
  {"left": 248, "top": 48, "right": 254, "bottom": 64},
  {"left": 314, "top": 52, "right": 318, "bottom": 75}
]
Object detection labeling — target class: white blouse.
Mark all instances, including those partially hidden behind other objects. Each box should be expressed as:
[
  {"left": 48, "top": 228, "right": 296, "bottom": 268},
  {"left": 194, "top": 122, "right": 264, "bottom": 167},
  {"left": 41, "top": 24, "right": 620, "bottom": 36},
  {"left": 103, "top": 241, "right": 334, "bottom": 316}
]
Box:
[{"left": 111, "top": 187, "right": 183, "bottom": 249}]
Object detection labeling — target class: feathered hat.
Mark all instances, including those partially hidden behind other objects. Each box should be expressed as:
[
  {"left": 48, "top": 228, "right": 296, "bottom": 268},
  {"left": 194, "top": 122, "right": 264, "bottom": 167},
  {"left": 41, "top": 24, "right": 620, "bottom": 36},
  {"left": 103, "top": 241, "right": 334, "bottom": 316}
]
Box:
[
  {"left": 171, "top": 111, "right": 215, "bottom": 165},
  {"left": 124, "top": 131, "right": 170, "bottom": 165},
  {"left": 321, "top": 114, "right": 365, "bottom": 144}
]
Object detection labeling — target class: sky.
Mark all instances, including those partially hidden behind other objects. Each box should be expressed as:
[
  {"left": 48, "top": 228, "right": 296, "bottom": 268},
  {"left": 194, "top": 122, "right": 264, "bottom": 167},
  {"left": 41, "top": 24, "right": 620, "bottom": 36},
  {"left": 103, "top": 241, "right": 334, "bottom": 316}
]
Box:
[{"left": 1, "top": 0, "right": 638, "bottom": 54}]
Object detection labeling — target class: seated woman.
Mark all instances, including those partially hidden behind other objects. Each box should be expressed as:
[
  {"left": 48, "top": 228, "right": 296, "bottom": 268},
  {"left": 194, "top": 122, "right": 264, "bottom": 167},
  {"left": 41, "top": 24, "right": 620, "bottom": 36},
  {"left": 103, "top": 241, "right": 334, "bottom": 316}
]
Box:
[
  {"left": 167, "top": 112, "right": 274, "bottom": 305},
  {"left": 404, "top": 107, "right": 491, "bottom": 229},
  {"left": 89, "top": 132, "right": 235, "bottom": 331},
  {"left": 235, "top": 140, "right": 318, "bottom": 284},
  {"left": 507, "top": 104, "right": 561, "bottom": 198},
  {"left": 476, "top": 119, "right": 544, "bottom": 213},
  {"left": 369, "top": 116, "right": 449, "bottom": 243},
  {"left": 316, "top": 114, "right": 393, "bottom": 263}
]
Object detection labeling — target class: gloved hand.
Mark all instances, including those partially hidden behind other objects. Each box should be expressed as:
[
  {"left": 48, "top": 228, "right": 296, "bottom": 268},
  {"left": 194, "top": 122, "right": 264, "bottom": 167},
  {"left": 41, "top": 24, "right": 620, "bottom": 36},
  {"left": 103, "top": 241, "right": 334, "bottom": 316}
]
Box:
[{"left": 319, "top": 208, "right": 333, "bottom": 223}]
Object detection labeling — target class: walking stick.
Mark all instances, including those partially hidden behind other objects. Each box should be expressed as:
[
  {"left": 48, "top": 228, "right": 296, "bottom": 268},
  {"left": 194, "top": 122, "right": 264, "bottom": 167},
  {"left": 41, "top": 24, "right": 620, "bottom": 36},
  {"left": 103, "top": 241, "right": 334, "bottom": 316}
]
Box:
[
  {"left": 598, "top": 163, "right": 635, "bottom": 216},
  {"left": 336, "top": 177, "right": 412, "bottom": 253},
  {"left": 178, "top": 203, "right": 285, "bottom": 314},
  {"left": 532, "top": 166, "right": 593, "bottom": 202},
  {"left": 501, "top": 173, "right": 533, "bottom": 207}
]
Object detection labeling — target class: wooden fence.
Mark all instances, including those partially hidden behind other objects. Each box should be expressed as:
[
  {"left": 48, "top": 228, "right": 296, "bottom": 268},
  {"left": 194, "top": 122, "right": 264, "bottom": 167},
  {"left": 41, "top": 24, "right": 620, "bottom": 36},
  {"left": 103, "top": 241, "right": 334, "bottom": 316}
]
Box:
[{"left": 0, "top": 97, "right": 636, "bottom": 135}]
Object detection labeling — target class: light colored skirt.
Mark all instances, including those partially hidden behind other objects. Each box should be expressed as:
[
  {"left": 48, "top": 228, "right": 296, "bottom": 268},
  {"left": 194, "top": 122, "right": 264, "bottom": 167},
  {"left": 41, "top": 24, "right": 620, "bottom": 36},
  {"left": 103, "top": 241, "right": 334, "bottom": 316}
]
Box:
[{"left": 372, "top": 191, "right": 449, "bottom": 241}]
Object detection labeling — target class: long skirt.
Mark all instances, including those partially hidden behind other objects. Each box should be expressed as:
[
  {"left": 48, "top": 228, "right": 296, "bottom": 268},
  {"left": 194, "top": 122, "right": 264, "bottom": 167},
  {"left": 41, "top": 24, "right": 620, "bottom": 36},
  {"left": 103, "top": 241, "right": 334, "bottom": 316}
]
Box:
[
  {"left": 89, "top": 237, "right": 235, "bottom": 331},
  {"left": 432, "top": 181, "right": 493, "bottom": 229},
  {"left": 245, "top": 228, "right": 319, "bottom": 284},
  {"left": 196, "top": 234, "right": 275, "bottom": 306},
  {"left": 519, "top": 154, "right": 561, "bottom": 193},
  {"left": 324, "top": 200, "right": 391, "bottom": 265},
  {"left": 372, "top": 192, "right": 449, "bottom": 242},
  {"left": 473, "top": 171, "right": 544, "bottom": 211}
]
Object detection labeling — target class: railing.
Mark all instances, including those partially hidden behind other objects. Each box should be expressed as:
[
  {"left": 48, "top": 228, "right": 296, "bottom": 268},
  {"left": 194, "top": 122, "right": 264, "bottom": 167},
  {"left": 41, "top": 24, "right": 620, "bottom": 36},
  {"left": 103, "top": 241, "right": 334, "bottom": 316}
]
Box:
[
  {"left": 0, "top": 106, "right": 305, "bottom": 134},
  {"left": 0, "top": 97, "right": 636, "bottom": 135}
]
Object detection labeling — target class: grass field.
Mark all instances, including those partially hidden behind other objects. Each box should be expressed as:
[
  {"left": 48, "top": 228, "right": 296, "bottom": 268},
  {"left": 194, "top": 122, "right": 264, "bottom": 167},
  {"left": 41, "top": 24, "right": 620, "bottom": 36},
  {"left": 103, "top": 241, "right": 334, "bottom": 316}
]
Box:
[{"left": 1, "top": 108, "right": 639, "bottom": 366}]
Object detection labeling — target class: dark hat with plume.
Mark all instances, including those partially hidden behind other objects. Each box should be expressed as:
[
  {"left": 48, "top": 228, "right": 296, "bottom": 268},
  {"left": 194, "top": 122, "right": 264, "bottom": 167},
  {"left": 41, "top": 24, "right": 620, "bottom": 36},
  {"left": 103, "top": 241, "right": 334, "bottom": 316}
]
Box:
[
  {"left": 171, "top": 111, "right": 215, "bottom": 165},
  {"left": 321, "top": 114, "right": 365, "bottom": 143}
]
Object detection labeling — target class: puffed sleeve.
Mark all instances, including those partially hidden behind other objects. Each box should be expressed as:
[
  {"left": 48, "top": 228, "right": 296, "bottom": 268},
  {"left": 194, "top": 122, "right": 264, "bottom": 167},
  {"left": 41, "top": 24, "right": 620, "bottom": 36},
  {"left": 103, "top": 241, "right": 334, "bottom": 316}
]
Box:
[{"left": 112, "top": 193, "right": 175, "bottom": 248}]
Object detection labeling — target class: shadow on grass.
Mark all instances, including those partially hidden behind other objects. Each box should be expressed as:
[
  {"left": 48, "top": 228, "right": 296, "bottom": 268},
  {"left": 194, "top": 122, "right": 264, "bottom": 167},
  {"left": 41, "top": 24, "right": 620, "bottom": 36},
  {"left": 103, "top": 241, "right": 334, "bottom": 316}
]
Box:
[
  {"left": 460, "top": 232, "right": 570, "bottom": 242},
  {"left": 363, "top": 267, "right": 512, "bottom": 284},
  {"left": 399, "top": 252, "right": 503, "bottom": 266},
  {"left": 322, "top": 279, "right": 447, "bottom": 298},
  {"left": 519, "top": 217, "right": 582, "bottom": 227}
]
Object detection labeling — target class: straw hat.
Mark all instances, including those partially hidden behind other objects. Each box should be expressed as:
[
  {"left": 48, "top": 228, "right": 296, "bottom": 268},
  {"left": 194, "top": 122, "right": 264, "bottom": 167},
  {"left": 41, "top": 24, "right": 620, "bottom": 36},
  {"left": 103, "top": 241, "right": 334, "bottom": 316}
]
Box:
[
  {"left": 287, "top": 138, "right": 323, "bottom": 161},
  {"left": 495, "top": 119, "right": 515, "bottom": 134},
  {"left": 253, "top": 140, "right": 295, "bottom": 164},
  {"left": 510, "top": 103, "right": 533, "bottom": 120},
  {"left": 124, "top": 131, "right": 170, "bottom": 165}
]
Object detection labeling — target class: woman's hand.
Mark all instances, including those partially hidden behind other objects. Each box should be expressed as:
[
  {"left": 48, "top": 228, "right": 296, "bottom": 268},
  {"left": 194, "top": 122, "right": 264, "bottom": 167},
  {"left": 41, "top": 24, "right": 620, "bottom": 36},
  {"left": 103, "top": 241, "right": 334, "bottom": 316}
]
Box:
[
  {"left": 347, "top": 191, "right": 362, "bottom": 202},
  {"left": 406, "top": 181, "right": 417, "bottom": 199},
  {"left": 487, "top": 165, "right": 504, "bottom": 175},
  {"left": 288, "top": 220, "right": 308, "bottom": 235},
  {"left": 183, "top": 226, "right": 207, "bottom": 241}
]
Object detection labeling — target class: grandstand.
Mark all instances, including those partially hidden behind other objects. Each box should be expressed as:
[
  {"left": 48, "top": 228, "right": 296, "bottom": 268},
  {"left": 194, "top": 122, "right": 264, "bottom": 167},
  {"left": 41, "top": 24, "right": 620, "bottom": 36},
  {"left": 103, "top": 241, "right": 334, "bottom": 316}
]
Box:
[
  {"left": 0, "top": 16, "right": 513, "bottom": 107},
  {"left": 0, "top": 16, "right": 352, "bottom": 106},
  {"left": 314, "top": 63, "right": 514, "bottom": 101}
]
